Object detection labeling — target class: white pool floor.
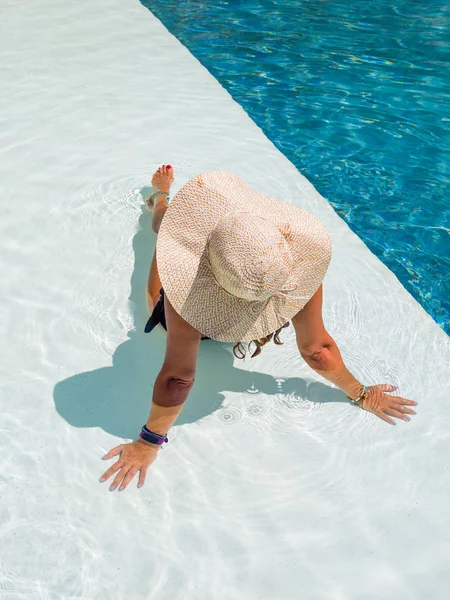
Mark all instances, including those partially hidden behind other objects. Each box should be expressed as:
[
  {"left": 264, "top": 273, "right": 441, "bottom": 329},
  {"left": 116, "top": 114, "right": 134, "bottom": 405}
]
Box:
[{"left": 1, "top": 1, "right": 450, "bottom": 599}]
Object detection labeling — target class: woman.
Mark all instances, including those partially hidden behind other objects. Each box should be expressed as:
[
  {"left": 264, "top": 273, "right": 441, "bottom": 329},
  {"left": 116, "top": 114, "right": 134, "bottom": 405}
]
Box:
[{"left": 99, "top": 165, "right": 417, "bottom": 492}]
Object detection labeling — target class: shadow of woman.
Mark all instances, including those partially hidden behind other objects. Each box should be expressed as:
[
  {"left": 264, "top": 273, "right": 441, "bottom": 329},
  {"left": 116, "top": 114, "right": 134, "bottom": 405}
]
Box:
[{"left": 53, "top": 202, "right": 346, "bottom": 440}]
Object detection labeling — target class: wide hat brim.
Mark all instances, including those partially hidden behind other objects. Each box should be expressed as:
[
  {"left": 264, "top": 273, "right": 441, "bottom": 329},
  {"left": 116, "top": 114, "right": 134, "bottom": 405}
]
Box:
[{"left": 156, "top": 171, "right": 332, "bottom": 342}]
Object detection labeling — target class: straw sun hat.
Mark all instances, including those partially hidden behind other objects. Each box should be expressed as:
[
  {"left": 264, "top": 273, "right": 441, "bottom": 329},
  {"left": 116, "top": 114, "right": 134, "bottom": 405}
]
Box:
[{"left": 156, "top": 171, "right": 332, "bottom": 343}]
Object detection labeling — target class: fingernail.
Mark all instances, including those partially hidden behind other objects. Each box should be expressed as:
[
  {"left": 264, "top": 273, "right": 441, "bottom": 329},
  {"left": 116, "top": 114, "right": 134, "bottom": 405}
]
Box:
[
  {"left": 109, "top": 485, "right": 116, "bottom": 492},
  {"left": 99, "top": 477, "right": 105, "bottom": 483},
  {"left": 101, "top": 455, "right": 108, "bottom": 460},
  {"left": 167, "top": 165, "right": 171, "bottom": 169},
  {"left": 392, "top": 421, "right": 396, "bottom": 426},
  {"left": 405, "top": 416, "right": 411, "bottom": 422},
  {"left": 137, "top": 483, "right": 143, "bottom": 489},
  {"left": 118, "top": 486, "right": 124, "bottom": 492}
]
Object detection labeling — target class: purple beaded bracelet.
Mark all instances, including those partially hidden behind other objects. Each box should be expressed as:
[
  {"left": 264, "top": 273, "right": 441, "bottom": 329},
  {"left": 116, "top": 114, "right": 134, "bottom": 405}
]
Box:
[{"left": 139, "top": 425, "right": 168, "bottom": 446}]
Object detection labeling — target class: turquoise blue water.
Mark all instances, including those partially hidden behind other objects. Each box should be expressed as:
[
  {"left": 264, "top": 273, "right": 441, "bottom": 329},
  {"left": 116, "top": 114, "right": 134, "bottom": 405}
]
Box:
[{"left": 142, "top": 0, "right": 450, "bottom": 333}]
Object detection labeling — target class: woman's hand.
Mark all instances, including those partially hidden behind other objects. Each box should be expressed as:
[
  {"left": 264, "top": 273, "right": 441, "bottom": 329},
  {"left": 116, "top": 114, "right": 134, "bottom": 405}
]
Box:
[
  {"left": 360, "top": 384, "right": 417, "bottom": 425},
  {"left": 99, "top": 440, "right": 159, "bottom": 492}
]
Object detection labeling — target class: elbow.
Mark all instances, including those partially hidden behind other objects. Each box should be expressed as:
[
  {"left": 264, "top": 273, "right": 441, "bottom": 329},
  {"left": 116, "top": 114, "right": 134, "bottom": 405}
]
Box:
[
  {"left": 299, "top": 341, "right": 337, "bottom": 371},
  {"left": 167, "top": 376, "right": 195, "bottom": 405},
  {"left": 168, "top": 375, "right": 195, "bottom": 389},
  {"left": 159, "top": 363, "right": 196, "bottom": 391},
  {"left": 153, "top": 373, "right": 195, "bottom": 408},
  {"left": 299, "top": 342, "right": 327, "bottom": 359},
  {"left": 298, "top": 332, "right": 332, "bottom": 358}
]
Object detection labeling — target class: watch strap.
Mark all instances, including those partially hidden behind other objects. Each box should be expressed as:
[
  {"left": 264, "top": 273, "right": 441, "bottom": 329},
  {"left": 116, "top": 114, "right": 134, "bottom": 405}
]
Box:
[{"left": 139, "top": 425, "right": 168, "bottom": 446}]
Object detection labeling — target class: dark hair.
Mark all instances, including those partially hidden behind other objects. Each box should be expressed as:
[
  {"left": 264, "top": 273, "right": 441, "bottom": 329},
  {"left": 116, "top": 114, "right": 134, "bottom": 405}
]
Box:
[{"left": 232, "top": 322, "right": 290, "bottom": 360}]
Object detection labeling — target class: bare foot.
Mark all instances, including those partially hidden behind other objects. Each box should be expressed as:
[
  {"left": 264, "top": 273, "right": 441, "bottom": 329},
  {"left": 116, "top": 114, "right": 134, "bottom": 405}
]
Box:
[{"left": 146, "top": 164, "right": 174, "bottom": 211}]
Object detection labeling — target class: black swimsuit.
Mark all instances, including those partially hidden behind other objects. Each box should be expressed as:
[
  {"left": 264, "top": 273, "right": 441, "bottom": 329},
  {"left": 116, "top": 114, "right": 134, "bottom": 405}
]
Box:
[{"left": 145, "top": 288, "right": 210, "bottom": 340}]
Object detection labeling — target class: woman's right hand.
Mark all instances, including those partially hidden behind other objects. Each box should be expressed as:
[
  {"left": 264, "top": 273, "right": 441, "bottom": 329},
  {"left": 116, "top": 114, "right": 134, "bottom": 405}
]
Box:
[{"left": 99, "top": 439, "right": 159, "bottom": 492}]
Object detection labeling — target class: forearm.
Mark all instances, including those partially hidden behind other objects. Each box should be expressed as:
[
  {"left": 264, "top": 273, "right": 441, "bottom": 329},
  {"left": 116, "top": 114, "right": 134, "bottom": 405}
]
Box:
[
  {"left": 300, "top": 338, "right": 363, "bottom": 399},
  {"left": 145, "top": 370, "right": 194, "bottom": 436}
]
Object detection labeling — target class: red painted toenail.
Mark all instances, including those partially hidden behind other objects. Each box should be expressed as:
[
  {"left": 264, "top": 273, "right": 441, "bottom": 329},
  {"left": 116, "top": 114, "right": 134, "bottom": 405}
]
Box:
[{"left": 167, "top": 165, "right": 172, "bottom": 169}]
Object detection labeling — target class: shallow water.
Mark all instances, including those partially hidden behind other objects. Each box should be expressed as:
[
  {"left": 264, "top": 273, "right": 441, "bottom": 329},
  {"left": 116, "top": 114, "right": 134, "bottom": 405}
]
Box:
[
  {"left": 1, "top": 1, "right": 450, "bottom": 598},
  {"left": 142, "top": 0, "right": 450, "bottom": 333}
]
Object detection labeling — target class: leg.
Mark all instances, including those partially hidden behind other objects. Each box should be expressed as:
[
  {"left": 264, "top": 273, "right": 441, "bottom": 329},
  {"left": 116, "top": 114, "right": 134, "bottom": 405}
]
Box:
[
  {"left": 146, "top": 250, "right": 162, "bottom": 313},
  {"left": 145, "top": 164, "right": 173, "bottom": 314}
]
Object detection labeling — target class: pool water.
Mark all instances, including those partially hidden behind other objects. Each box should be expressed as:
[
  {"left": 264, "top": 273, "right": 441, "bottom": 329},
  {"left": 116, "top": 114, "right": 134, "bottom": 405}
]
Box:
[{"left": 142, "top": 0, "right": 450, "bottom": 333}]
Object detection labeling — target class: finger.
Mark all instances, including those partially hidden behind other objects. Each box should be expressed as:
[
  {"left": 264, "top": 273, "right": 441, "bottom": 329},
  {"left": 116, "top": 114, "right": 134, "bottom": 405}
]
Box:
[
  {"left": 377, "top": 384, "right": 398, "bottom": 393},
  {"left": 393, "top": 397, "right": 417, "bottom": 407},
  {"left": 118, "top": 467, "right": 139, "bottom": 492},
  {"left": 137, "top": 466, "right": 148, "bottom": 489},
  {"left": 99, "top": 460, "right": 124, "bottom": 483},
  {"left": 110, "top": 467, "right": 129, "bottom": 492},
  {"left": 391, "top": 403, "right": 416, "bottom": 415},
  {"left": 385, "top": 407, "right": 410, "bottom": 422},
  {"left": 376, "top": 410, "right": 396, "bottom": 426},
  {"left": 102, "top": 445, "right": 123, "bottom": 460}
]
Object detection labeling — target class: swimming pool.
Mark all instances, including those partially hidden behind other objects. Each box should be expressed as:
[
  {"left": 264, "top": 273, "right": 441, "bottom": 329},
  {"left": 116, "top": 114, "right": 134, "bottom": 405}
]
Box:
[
  {"left": 142, "top": 0, "right": 450, "bottom": 333},
  {"left": 2, "top": 1, "right": 450, "bottom": 597}
]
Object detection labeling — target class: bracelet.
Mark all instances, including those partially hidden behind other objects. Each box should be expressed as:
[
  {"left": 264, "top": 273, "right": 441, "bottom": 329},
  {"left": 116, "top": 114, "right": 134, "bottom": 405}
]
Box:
[
  {"left": 347, "top": 385, "right": 369, "bottom": 407},
  {"left": 139, "top": 425, "right": 168, "bottom": 446},
  {"left": 148, "top": 190, "right": 170, "bottom": 208}
]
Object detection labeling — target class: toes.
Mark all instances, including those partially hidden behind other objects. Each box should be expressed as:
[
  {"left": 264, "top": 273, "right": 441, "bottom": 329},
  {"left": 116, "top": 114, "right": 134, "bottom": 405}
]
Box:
[{"left": 154, "top": 165, "right": 173, "bottom": 179}]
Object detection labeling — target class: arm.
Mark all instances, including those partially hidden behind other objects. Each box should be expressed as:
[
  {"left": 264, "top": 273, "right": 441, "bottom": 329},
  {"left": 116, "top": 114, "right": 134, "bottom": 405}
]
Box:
[
  {"left": 144, "top": 294, "right": 202, "bottom": 435},
  {"left": 292, "top": 285, "right": 416, "bottom": 424},
  {"left": 292, "top": 285, "right": 362, "bottom": 399},
  {"left": 100, "top": 295, "right": 201, "bottom": 492}
]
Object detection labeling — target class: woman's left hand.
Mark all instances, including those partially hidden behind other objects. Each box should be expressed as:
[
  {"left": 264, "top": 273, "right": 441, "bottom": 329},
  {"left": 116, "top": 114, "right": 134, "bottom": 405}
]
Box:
[{"left": 360, "top": 384, "right": 417, "bottom": 425}]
